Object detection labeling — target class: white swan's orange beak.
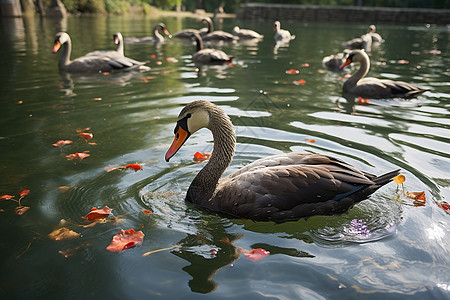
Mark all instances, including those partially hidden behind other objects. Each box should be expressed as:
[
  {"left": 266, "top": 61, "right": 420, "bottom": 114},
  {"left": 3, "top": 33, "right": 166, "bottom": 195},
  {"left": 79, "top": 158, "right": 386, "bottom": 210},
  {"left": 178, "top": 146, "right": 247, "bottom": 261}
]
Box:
[
  {"left": 114, "top": 36, "right": 119, "bottom": 45},
  {"left": 52, "top": 41, "right": 61, "bottom": 53},
  {"left": 165, "top": 126, "right": 190, "bottom": 162},
  {"left": 339, "top": 58, "right": 352, "bottom": 69}
]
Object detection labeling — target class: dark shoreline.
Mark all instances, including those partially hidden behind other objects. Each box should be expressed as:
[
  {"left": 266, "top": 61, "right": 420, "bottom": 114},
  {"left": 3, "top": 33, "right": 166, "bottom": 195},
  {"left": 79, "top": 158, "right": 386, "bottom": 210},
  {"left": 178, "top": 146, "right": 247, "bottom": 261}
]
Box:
[{"left": 236, "top": 3, "right": 450, "bottom": 25}]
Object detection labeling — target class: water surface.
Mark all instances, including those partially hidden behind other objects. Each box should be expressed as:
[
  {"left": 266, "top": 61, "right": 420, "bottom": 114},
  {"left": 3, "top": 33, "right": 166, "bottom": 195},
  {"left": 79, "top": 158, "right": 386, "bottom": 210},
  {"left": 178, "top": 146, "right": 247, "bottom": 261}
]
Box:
[{"left": 0, "top": 15, "right": 449, "bottom": 299}]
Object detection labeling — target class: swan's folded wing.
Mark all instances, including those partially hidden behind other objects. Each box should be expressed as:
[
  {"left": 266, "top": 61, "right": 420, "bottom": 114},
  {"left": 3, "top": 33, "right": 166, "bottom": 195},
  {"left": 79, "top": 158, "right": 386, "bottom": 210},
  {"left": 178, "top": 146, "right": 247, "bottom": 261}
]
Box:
[
  {"left": 215, "top": 158, "right": 375, "bottom": 221},
  {"left": 69, "top": 55, "right": 114, "bottom": 72}
]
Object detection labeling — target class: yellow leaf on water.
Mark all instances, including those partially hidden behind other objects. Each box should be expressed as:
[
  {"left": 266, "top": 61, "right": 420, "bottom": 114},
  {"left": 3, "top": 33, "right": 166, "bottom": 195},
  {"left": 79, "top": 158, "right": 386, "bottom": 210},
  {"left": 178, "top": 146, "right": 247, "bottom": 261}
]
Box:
[
  {"left": 48, "top": 227, "right": 80, "bottom": 241},
  {"left": 393, "top": 175, "right": 406, "bottom": 184}
]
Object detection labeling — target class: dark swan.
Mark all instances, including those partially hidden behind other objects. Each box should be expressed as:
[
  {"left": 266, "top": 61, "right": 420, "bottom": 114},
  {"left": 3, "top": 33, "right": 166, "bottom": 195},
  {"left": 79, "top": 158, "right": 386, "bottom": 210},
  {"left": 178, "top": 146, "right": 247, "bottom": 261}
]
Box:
[
  {"left": 339, "top": 50, "right": 428, "bottom": 99},
  {"left": 165, "top": 100, "right": 400, "bottom": 222}
]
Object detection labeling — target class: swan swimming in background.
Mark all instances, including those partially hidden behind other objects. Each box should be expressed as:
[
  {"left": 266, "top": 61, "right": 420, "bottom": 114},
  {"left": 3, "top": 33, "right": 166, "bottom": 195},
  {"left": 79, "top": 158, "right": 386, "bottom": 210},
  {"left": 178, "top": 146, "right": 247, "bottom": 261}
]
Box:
[
  {"left": 232, "top": 26, "right": 263, "bottom": 40},
  {"left": 201, "top": 17, "right": 238, "bottom": 43},
  {"left": 273, "top": 21, "right": 295, "bottom": 43},
  {"left": 85, "top": 32, "right": 125, "bottom": 57},
  {"left": 191, "top": 32, "right": 233, "bottom": 64},
  {"left": 52, "top": 32, "right": 149, "bottom": 73},
  {"left": 124, "top": 23, "right": 172, "bottom": 44},
  {"left": 339, "top": 50, "right": 428, "bottom": 99}
]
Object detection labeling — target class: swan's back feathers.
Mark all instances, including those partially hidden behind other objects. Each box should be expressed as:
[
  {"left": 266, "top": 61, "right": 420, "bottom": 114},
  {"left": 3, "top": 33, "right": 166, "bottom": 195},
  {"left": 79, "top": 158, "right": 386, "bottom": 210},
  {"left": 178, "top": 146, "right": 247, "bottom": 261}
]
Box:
[
  {"left": 68, "top": 55, "right": 148, "bottom": 72},
  {"left": 351, "top": 77, "right": 428, "bottom": 99},
  {"left": 201, "top": 153, "right": 399, "bottom": 222},
  {"left": 193, "top": 48, "right": 232, "bottom": 64}
]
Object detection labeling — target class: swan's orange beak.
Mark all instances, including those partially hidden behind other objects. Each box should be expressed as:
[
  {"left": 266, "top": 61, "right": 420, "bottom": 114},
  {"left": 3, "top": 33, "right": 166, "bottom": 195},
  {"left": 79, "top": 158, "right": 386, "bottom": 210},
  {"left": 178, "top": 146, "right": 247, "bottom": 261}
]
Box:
[
  {"left": 165, "top": 126, "right": 190, "bottom": 162},
  {"left": 52, "top": 41, "right": 61, "bottom": 53},
  {"left": 163, "top": 28, "right": 172, "bottom": 38},
  {"left": 339, "top": 58, "right": 352, "bottom": 69},
  {"left": 114, "top": 36, "right": 119, "bottom": 45}
]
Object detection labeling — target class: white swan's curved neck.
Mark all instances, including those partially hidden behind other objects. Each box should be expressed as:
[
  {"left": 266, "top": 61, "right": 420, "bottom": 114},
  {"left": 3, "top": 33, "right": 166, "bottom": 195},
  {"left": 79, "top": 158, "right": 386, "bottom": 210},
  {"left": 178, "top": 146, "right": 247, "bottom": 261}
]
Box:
[{"left": 60, "top": 39, "right": 72, "bottom": 69}]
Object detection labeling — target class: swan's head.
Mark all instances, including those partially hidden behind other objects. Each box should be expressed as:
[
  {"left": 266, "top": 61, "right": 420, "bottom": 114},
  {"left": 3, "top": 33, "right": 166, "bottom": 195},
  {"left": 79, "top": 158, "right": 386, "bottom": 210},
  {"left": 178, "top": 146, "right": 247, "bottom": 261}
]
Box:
[
  {"left": 339, "top": 50, "right": 368, "bottom": 69},
  {"left": 113, "top": 32, "right": 123, "bottom": 45},
  {"left": 165, "top": 101, "right": 211, "bottom": 162},
  {"left": 273, "top": 21, "right": 281, "bottom": 31},
  {"left": 157, "top": 23, "right": 172, "bottom": 38},
  {"left": 233, "top": 26, "right": 240, "bottom": 34},
  {"left": 369, "top": 25, "right": 376, "bottom": 33},
  {"left": 52, "top": 32, "right": 70, "bottom": 53}
]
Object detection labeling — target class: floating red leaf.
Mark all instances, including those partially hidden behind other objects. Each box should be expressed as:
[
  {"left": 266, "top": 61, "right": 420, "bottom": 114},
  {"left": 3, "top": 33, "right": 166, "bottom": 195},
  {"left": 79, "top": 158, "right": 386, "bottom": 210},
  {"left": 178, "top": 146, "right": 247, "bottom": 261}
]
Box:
[
  {"left": 19, "top": 189, "right": 30, "bottom": 197},
  {"left": 292, "top": 79, "right": 306, "bottom": 85},
  {"left": 106, "top": 229, "right": 145, "bottom": 252},
  {"left": 407, "top": 191, "right": 426, "bottom": 207},
  {"left": 285, "top": 69, "right": 299, "bottom": 74},
  {"left": 424, "top": 49, "right": 442, "bottom": 55},
  {"left": 165, "top": 57, "right": 179, "bottom": 63},
  {"left": 93, "top": 97, "right": 102, "bottom": 101},
  {"left": 82, "top": 206, "right": 112, "bottom": 221},
  {"left": 397, "top": 59, "right": 409, "bottom": 64},
  {"left": 140, "top": 76, "right": 156, "bottom": 83},
  {"left": 52, "top": 140, "right": 73, "bottom": 147},
  {"left": 306, "top": 139, "right": 316, "bottom": 143},
  {"left": 241, "top": 248, "right": 270, "bottom": 262},
  {"left": 301, "top": 63, "right": 310, "bottom": 67},
  {"left": 436, "top": 201, "right": 450, "bottom": 214},
  {"left": 142, "top": 210, "right": 152, "bottom": 215},
  {"left": 193, "top": 152, "right": 211, "bottom": 162},
  {"left": 358, "top": 97, "right": 371, "bottom": 105},
  {"left": 79, "top": 132, "right": 93, "bottom": 142},
  {"left": 15, "top": 206, "right": 30, "bottom": 215},
  {"left": 1, "top": 194, "right": 14, "bottom": 200},
  {"left": 150, "top": 54, "right": 157, "bottom": 59},
  {"left": 66, "top": 151, "right": 90, "bottom": 160},
  {"left": 125, "top": 164, "right": 143, "bottom": 172},
  {"left": 407, "top": 191, "right": 426, "bottom": 201}
]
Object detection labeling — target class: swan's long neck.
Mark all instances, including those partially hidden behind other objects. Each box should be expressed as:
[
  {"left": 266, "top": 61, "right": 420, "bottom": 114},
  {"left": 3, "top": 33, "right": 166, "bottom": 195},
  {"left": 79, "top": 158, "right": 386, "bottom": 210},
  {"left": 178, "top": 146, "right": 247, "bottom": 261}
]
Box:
[
  {"left": 204, "top": 19, "right": 213, "bottom": 33},
  {"left": 186, "top": 109, "right": 236, "bottom": 206},
  {"left": 153, "top": 26, "right": 163, "bottom": 41},
  {"left": 345, "top": 54, "right": 370, "bottom": 89},
  {"left": 59, "top": 38, "right": 72, "bottom": 69},
  {"left": 117, "top": 36, "right": 124, "bottom": 56},
  {"left": 195, "top": 35, "right": 203, "bottom": 51}
]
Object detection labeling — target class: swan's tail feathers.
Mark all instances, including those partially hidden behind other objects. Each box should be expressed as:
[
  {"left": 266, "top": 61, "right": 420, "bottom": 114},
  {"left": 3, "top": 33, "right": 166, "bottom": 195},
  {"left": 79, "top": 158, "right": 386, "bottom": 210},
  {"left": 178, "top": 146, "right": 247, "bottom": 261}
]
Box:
[
  {"left": 373, "top": 169, "right": 401, "bottom": 187},
  {"left": 345, "top": 169, "right": 401, "bottom": 208}
]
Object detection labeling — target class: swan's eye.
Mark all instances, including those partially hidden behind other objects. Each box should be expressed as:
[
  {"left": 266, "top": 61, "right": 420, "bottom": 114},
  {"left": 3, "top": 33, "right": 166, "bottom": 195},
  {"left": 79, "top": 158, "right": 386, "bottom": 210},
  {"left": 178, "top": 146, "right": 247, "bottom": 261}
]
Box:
[{"left": 186, "top": 113, "right": 191, "bottom": 118}]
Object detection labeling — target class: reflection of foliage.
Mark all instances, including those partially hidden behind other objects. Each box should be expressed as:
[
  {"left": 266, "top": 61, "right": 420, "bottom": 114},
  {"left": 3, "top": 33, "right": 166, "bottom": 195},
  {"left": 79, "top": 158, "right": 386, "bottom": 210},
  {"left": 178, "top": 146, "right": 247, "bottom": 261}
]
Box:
[
  {"left": 58, "top": 0, "right": 449, "bottom": 14},
  {"left": 61, "top": 0, "right": 153, "bottom": 13},
  {"left": 233, "top": 0, "right": 448, "bottom": 9}
]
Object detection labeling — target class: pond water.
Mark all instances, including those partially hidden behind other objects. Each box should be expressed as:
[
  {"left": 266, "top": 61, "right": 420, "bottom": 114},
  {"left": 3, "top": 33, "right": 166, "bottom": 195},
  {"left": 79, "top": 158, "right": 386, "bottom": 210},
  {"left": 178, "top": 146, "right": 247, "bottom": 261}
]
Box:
[{"left": 0, "top": 14, "right": 449, "bottom": 299}]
